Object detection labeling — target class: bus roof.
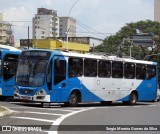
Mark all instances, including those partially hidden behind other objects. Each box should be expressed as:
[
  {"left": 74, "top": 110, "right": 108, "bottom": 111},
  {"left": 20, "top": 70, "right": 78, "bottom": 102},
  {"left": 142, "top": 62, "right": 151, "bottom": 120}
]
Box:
[
  {"left": 24, "top": 49, "right": 157, "bottom": 65},
  {"left": 0, "top": 44, "right": 21, "bottom": 52},
  {"left": 60, "top": 51, "right": 157, "bottom": 65}
]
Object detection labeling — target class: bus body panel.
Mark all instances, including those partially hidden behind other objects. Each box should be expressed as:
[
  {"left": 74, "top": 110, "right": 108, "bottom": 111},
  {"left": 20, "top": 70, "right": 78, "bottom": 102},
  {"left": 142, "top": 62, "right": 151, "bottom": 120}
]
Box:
[{"left": 1, "top": 77, "right": 16, "bottom": 96}]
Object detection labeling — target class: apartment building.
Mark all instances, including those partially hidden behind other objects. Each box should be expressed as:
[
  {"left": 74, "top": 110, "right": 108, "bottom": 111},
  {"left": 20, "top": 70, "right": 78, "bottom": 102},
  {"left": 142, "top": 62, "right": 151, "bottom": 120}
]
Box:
[
  {"left": 0, "top": 13, "right": 13, "bottom": 45},
  {"left": 59, "top": 17, "right": 76, "bottom": 37},
  {"left": 154, "top": 0, "right": 160, "bottom": 22},
  {"left": 32, "top": 8, "right": 59, "bottom": 39}
]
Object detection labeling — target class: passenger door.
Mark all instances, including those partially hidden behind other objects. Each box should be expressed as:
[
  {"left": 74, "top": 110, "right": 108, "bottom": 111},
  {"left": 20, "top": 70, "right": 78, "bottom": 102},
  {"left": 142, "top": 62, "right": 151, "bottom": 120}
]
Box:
[
  {"left": 3, "top": 54, "right": 19, "bottom": 96},
  {"left": 51, "top": 56, "right": 67, "bottom": 102}
]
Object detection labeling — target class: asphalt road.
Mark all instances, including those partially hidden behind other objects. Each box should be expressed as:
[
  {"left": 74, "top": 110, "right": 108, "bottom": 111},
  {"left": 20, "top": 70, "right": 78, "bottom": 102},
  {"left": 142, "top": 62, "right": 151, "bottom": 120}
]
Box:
[{"left": 0, "top": 99, "right": 160, "bottom": 134}]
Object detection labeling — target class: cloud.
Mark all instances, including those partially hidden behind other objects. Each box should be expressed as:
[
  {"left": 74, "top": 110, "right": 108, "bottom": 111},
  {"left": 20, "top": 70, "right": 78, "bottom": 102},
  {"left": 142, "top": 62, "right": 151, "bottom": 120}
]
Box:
[
  {"left": 3, "top": 7, "right": 32, "bottom": 40},
  {"left": 76, "top": 0, "right": 154, "bottom": 38},
  {"left": 3, "top": 7, "right": 28, "bottom": 22},
  {"left": 0, "top": 0, "right": 154, "bottom": 40},
  {"left": 44, "top": 0, "right": 52, "bottom": 5}
]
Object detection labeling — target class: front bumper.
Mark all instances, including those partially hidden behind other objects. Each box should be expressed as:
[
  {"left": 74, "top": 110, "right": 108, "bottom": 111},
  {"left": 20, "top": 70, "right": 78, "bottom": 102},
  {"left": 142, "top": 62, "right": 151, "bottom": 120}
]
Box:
[{"left": 14, "top": 93, "right": 50, "bottom": 102}]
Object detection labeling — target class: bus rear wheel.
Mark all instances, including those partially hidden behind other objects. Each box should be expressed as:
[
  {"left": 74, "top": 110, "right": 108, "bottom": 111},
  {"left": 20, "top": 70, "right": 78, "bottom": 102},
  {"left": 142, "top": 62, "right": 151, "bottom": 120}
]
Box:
[
  {"left": 66, "top": 91, "right": 78, "bottom": 107},
  {"left": 129, "top": 93, "right": 137, "bottom": 105}
]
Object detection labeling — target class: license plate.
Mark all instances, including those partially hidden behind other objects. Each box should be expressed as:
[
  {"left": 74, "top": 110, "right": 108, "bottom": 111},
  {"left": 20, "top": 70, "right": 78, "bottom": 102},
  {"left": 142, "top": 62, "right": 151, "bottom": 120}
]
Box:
[{"left": 21, "top": 96, "right": 31, "bottom": 100}]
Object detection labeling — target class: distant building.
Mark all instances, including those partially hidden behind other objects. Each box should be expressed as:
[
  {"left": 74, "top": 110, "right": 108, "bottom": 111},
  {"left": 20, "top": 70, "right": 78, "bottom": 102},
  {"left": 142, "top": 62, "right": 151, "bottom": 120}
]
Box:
[
  {"left": 20, "top": 38, "right": 89, "bottom": 53},
  {"left": 0, "top": 13, "right": 14, "bottom": 46},
  {"left": 154, "top": 0, "right": 160, "bottom": 22},
  {"left": 59, "top": 17, "right": 76, "bottom": 37},
  {"left": 88, "top": 37, "right": 103, "bottom": 48},
  {"left": 32, "top": 8, "right": 59, "bottom": 39}
]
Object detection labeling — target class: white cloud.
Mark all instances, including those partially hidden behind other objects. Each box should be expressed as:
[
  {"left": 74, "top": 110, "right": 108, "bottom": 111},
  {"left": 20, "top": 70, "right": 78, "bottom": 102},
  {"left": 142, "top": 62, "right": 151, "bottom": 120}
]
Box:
[
  {"left": 44, "top": 0, "right": 52, "bottom": 5},
  {"left": 3, "top": 7, "right": 28, "bottom": 23},
  {"left": 3, "top": 7, "right": 32, "bottom": 40},
  {"left": 76, "top": 0, "right": 154, "bottom": 38},
  {"left": 0, "top": 0, "right": 154, "bottom": 40}
]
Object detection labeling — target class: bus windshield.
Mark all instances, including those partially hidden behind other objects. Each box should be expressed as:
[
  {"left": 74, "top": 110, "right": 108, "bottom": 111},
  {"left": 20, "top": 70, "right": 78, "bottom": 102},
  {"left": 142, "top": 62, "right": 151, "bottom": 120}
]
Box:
[{"left": 16, "top": 58, "right": 48, "bottom": 87}]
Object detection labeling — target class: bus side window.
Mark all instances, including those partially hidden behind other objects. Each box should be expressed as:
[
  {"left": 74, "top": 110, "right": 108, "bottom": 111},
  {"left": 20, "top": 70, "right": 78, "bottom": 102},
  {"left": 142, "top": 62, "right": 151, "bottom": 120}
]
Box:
[
  {"left": 54, "top": 59, "right": 66, "bottom": 85},
  {"left": 84, "top": 59, "right": 97, "bottom": 77},
  {"left": 136, "top": 64, "right": 146, "bottom": 80},
  {"left": 124, "top": 62, "right": 135, "bottom": 79},
  {"left": 68, "top": 57, "right": 83, "bottom": 78},
  {"left": 112, "top": 62, "right": 123, "bottom": 78},
  {"left": 146, "top": 65, "right": 156, "bottom": 79},
  {"left": 98, "top": 60, "right": 111, "bottom": 78}
]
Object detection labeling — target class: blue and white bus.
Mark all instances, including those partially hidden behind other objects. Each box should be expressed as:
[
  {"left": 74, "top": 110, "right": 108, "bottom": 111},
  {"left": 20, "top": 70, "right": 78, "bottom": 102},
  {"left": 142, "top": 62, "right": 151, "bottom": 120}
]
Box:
[
  {"left": 14, "top": 49, "right": 158, "bottom": 106},
  {"left": 0, "top": 45, "right": 21, "bottom": 99}
]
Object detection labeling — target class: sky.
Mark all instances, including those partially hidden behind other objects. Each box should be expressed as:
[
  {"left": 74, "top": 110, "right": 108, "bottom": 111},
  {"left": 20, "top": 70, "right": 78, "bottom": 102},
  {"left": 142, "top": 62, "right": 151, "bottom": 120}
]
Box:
[{"left": 0, "top": 0, "right": 154, "bottom": 43}]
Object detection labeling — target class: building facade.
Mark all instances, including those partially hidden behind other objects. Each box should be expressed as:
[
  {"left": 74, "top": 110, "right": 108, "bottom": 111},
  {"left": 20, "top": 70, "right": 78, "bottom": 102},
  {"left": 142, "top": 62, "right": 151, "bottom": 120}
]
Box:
[
  {"left": 59, "top": 17, "right": 76, "bottom": 37},
  {"left": 154, "top": 0, "right": 160, "bottom": 22},
  {"left": 0, "top": 13, "right": 14, "bottom": 45},
  {"left": 32, "top": 8, "right": 59, "bottom": 39}
]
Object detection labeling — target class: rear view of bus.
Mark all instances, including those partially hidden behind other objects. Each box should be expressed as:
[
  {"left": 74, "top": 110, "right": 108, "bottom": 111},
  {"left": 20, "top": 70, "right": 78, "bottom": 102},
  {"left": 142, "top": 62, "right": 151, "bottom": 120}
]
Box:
[{"left": 0, "top": 45, "right": 21, "bottom": 99}]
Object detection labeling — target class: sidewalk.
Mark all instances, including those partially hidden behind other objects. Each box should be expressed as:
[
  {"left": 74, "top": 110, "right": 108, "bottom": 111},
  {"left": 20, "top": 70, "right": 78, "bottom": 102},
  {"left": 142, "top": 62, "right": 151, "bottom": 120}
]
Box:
[{"left": 0, "top": 106, "right": 13, "bottom": 118}]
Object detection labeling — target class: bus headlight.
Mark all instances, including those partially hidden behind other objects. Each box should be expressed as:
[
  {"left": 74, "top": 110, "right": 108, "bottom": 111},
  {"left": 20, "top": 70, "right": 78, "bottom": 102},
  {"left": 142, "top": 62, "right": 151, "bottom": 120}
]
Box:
[
  {"left": 35, "top": 89, "right": 47, "bottom": 95},
  {"left": 14, "top": 87, "right": 19, "bottom": 94}
]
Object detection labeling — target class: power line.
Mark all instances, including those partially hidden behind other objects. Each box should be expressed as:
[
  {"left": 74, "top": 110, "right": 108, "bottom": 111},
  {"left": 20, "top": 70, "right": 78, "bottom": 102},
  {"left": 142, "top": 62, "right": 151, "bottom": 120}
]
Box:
[
  {"left": 12, "top": 25, "right": 31, "bottom": 28},
  {"left": 1, "top": 18, "right": 51, "bottom": 23},
  {"left": 76, "top": 21, "right": 105, "bottom": 39},
  {"left": 77, "top": 19, "right": 111, "bottom": 37},
  {"left": 75, "top": 31, "right": 114, "bottom": 35}
]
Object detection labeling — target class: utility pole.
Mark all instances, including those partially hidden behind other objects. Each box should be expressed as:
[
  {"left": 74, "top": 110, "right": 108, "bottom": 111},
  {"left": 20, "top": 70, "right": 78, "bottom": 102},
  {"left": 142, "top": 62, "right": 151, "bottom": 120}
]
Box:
[{"left": 28, "top": 26, "right": 29, "bottom": 49}]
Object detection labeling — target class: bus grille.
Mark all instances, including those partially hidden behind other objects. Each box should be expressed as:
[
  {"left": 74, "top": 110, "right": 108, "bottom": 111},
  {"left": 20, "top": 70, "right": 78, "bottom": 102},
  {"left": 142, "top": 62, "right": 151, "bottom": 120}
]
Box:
[{"left": 20, "top": 89, "right": 33, "bottom": 95}]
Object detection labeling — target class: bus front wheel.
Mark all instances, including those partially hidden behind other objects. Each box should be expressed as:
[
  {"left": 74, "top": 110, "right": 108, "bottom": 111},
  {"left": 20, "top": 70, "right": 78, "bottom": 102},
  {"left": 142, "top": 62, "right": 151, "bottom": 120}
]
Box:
[
  {"left": 66, "top": 91, "right": 78, "bottom": 107},
  {"left": 129, "top": 92, "right": 137, "bottom": 105}
]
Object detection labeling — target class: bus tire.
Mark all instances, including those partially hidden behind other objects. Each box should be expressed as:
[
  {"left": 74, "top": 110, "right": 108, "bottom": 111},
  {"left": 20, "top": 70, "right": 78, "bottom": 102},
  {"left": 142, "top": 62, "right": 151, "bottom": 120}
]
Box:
[
  {"left": 129, "top": 92, "right": 137, "bottom": 105},
  {"left": 66, "top": 91, "right": 78, "bottom": 107}
]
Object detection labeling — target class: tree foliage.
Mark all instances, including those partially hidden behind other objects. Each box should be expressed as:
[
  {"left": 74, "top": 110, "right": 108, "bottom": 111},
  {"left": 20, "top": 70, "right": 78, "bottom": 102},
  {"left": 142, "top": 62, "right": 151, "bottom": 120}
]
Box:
[{"left": 94, "top": 20, "right": 160, "bottom": 59}]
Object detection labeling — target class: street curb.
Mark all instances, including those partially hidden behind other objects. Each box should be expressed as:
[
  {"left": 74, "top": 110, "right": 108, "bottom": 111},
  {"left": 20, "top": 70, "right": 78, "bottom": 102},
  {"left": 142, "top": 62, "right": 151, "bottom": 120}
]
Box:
[{"left": 0, "top": 106, "right": 13, "bottom": 118}]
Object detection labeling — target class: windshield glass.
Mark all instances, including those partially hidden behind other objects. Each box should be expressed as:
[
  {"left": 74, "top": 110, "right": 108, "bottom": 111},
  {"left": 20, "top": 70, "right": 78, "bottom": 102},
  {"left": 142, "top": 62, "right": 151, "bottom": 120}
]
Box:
[{"left": 16, "top": 58, "right": 48, "bottom": 87}]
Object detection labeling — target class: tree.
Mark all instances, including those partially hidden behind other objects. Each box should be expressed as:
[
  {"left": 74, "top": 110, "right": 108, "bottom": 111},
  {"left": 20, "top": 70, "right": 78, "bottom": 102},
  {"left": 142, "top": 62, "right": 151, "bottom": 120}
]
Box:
[{"left": 94, "top": 20, "right": 160, "bottom": 59}]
